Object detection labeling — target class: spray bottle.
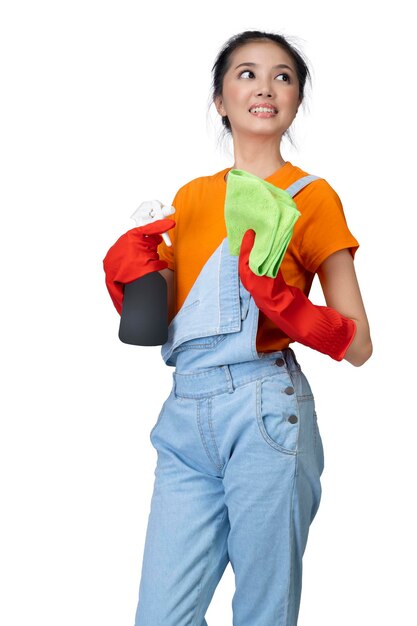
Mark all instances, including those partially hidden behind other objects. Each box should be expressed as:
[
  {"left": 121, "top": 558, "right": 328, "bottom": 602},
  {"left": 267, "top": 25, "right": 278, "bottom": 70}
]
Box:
[{"left": 118, "top": 199, "right": 175, "bottom": 346}]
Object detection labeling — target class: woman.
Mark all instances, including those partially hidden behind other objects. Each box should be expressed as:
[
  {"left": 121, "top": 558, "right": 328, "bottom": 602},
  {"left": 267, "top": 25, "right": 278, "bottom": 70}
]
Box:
[{"left": 104, "top": 30, "right": 372, "bottom": 626}]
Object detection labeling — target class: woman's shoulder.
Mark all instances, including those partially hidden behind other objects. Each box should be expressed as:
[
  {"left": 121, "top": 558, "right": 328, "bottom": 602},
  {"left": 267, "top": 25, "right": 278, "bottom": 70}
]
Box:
[
  {"left": 283, "top": 162, "right": 340, "bottom": 200},
  {"left": 279, "top": 164, "right": 346, "bottom": 225},
  {"left": 175, "top": 167, "right": 227, "bottom": 193},
  {"left": 171, "top": 168, "right": 228, "bottom": 210}
]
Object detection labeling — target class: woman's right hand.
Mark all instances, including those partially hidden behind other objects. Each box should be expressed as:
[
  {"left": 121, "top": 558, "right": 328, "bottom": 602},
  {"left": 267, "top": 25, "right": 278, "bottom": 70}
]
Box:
[{"left": 103, "top": 218, "right": 176, "bottom": 314}]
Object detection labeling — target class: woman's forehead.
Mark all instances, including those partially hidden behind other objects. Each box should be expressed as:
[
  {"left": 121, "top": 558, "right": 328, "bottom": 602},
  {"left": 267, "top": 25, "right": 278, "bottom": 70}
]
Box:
[{"left": 229, "top": 41, "right": 295, "bottom": 69}]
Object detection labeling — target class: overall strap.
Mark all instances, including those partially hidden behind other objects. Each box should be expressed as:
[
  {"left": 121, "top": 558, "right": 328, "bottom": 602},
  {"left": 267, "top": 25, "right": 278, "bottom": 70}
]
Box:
[{"left": 284, "top": 174, "right": 320, "bottom": 199}]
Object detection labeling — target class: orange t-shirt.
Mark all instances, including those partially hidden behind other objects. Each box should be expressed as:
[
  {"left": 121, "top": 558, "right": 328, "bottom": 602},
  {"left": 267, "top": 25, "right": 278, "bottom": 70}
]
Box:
[{"left": 158, "top": 161, "right": 359, "bottom": 353}]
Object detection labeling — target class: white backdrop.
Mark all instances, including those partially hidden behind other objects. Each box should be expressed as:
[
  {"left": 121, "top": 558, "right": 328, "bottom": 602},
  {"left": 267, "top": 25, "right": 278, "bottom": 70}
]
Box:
[{"left": 1, "top": 1, "right": 415, "bottom": 624}]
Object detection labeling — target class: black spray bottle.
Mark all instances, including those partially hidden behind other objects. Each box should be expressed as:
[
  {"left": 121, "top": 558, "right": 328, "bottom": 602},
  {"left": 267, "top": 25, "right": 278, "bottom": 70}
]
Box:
[{"left": 118, "top": 199, "right": 175, "bottom": 346}]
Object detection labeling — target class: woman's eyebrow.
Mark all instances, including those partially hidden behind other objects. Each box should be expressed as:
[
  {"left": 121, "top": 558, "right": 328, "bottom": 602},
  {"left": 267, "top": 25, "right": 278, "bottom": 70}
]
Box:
[{"left": 234, "top": 62, "right": 294, "bottom": 71}]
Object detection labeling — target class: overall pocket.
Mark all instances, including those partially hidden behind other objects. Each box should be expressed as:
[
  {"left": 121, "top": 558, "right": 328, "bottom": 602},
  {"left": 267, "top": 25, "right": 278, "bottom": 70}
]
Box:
[{"left": 256, "top": 373, "right": 300, "bottom": 455}]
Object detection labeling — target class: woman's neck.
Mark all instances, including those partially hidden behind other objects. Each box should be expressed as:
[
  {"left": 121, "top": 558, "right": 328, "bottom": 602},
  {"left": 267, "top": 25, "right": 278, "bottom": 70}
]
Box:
[
  {"left": 225, "top": 157, "right": 287, "bottom": 182},
  {"left": 227, "top": 138, "right": 286, "bottom": 180}
]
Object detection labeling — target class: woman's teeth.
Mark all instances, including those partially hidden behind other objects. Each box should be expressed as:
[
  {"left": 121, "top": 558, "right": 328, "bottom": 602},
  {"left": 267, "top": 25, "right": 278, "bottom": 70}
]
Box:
[{"left": 249, "top": 107, "right": 277, "bottom": 113}]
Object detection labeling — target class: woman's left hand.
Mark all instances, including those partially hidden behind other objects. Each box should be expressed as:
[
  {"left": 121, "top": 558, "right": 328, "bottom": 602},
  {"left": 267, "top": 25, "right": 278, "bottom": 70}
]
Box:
[{"left": 238, "top": 230, "right": 369, "bottom": 364}]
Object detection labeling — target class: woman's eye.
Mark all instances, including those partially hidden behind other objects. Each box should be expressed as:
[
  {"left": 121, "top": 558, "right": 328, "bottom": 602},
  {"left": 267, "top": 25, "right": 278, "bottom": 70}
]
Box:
[
  {"left": 238, "top": 70, "right": 291, "bottom": 82},
  {"left": 239, "top": 70, "right": 254, "bottom": 78}
]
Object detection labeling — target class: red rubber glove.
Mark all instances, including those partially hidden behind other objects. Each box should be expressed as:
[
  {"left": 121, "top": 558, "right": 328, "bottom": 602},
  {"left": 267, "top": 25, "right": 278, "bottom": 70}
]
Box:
[
  {"left": 238, "top": 229, "right": 356, "bottom": 361},
  {"left": 103, "top": 218, "right": 175, "bottom": 314}
]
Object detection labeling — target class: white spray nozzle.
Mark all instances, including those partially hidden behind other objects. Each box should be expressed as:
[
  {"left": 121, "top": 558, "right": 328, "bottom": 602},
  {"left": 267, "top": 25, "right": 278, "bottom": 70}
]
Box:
[{"left": 130, "top": 199, "right": 175, "bottom": 246}]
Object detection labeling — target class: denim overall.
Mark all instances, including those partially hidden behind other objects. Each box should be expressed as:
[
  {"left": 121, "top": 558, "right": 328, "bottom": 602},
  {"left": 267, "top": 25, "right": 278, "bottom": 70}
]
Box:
[{"left": 134, "top": 175, "right": 325, "bottom": 626}]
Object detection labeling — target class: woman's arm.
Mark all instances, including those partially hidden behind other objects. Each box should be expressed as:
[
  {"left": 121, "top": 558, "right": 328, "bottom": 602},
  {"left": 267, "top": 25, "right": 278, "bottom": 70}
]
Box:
[{"left": 317, "top": 249, "right": 373, "bottom": 367}]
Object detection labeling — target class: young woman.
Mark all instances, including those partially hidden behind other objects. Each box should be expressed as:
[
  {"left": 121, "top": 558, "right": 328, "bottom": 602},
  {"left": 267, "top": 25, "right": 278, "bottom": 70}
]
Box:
[{"left": 104, "top": 30, "right": 372, "bottom": 626}]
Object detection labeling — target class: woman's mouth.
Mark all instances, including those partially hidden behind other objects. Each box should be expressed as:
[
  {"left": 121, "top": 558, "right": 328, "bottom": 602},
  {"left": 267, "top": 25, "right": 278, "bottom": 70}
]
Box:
[{"left": 249, "top": 106, "right": 278, "bottom": 118}]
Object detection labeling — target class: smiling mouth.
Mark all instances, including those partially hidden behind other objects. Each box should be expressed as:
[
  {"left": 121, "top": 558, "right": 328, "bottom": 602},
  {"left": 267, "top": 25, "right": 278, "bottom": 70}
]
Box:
[
  {"left": 249, "top": 106, "right": 278, "bottom": 114},
  {"left": 249, "top": 107, "right": 278, "bottom": 118}
]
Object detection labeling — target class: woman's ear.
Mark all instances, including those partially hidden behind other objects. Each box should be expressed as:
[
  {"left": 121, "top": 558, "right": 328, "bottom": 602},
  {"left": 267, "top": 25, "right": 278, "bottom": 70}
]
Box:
[{"left": 214, "top": 96, "right": 226, "bottom": 117}]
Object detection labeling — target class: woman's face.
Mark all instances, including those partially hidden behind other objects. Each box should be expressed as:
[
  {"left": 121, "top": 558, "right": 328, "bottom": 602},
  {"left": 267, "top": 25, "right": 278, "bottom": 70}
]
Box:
[{"left": 215, "top": 41, "right": 301, "bottom": 139}]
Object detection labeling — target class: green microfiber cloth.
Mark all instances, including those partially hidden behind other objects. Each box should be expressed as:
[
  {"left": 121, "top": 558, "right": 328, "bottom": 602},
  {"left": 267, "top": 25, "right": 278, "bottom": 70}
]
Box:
[{"left": 224, "top": 169, "right": 301, "bottom": 278}]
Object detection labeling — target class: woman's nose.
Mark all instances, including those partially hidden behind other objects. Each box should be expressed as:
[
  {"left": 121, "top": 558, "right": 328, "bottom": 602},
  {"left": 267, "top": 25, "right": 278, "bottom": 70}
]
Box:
[{"left": 255, "top": 79, "right": 274, "bottom": 97}]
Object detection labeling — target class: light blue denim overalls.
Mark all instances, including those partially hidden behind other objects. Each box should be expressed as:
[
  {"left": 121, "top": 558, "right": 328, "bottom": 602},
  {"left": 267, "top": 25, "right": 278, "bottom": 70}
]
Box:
[{"left": 134, "top": 175, "right": 325, "bottom": 626}]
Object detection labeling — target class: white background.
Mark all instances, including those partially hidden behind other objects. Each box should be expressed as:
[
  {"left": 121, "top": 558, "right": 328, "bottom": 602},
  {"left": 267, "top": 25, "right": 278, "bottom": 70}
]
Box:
[{"left": 1, "top": 1, "right": 416, "bottom": 624}]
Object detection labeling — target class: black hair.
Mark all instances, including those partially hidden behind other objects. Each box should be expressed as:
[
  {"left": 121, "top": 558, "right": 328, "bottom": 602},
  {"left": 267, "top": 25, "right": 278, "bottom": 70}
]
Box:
[{"left": 208, "top": 30, "right": 312, "bottom": 149}]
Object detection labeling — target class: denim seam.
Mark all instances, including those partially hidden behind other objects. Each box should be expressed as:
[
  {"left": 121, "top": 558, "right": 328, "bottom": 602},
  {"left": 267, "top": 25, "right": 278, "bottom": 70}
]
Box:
[
  {"left": 165, "top": 326, "right": 240, "bottom": 361},
  {"left": 219, "top": 242, "right": 241, "bottom": 328},
  {"left": 181, "top": 380, "right": 242, "bottom": 399},
  {"left": 297, "top": 394, "right": 315, "bottom": 402},
  {"left": 197, "top": 400, "right": 223, "bottom": 471},
  {"left": 208, "top": 398, "right": 223, "bottom": 470},
  {"left": 182, "top": 337, "right": 225, "bottom": 349},
  {"left": 250, "top": 300, "right": 259, "bottom": 360},
  {"left": 178, "top": 299, "right": 200, "bottom": 313},
  {"left": 176, "top": 388, "right": 225, "bottom": 399},
  {"left": 173, "top": 334, "right": 226, "bottom": 352},
  {"left": 176, "top": 369, "right": 226, "bottom": 380},
  {"left": 290, "top": 371, "right": 302, "bottom": 453},
  {"left": 216, "top": 245, "right": 221, "bottom": 331},
  {"left": 222, "top": 365, "right": 235, "bottom": 393},
  {"left": 231, "top": 273, "right": 241, "bottom": 323},
  {"left": 236, "top": 368, "right": 287, "bottom": 391},
  {"left": 284, "top": 453, "right": 299, "bottom": 626}
]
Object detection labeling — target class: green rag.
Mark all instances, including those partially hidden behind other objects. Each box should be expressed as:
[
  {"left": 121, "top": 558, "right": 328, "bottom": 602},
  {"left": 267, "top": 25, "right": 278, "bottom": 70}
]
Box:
[{"left": 224, "top": 169, "right": 301, "bottom": 277}]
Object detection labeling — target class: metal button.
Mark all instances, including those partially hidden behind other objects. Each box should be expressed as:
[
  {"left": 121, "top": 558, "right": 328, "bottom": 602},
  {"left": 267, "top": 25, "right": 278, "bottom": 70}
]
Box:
[
  {"left": 275, "top": 357, "right": 285, "bottom": 367},
  {"left": 284, "top": 386, "right": 295, "bottom": 395},
  {"left": 288, "top": 415, "right": 298, "bottom": 424}
]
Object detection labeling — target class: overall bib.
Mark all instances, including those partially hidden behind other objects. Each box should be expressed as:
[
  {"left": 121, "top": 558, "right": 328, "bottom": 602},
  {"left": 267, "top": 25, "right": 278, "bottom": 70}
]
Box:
[{"left": 134, "top": 175, "right": 325, "bottom": 626}]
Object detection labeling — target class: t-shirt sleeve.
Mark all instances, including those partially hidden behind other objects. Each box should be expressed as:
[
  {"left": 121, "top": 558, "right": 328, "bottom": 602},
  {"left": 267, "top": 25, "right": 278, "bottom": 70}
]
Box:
[
  {"left": 157, "top": 187, "right": 183, "bottom": 271},
  {"left": 296, "top": 179, "right": 360, "bottom": 273}
]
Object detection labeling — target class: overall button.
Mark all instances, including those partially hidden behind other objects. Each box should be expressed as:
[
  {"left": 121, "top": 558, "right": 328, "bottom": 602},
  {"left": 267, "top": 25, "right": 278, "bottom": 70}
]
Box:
[
  {"left": 275, "top": 357, "right": 285, "bottom": 367},
  {"left": 284, "top": 386, "right": 295, "bottom": 395},
  {"left": 288, "top": 415, "right": 298, "bottom": 424}
]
